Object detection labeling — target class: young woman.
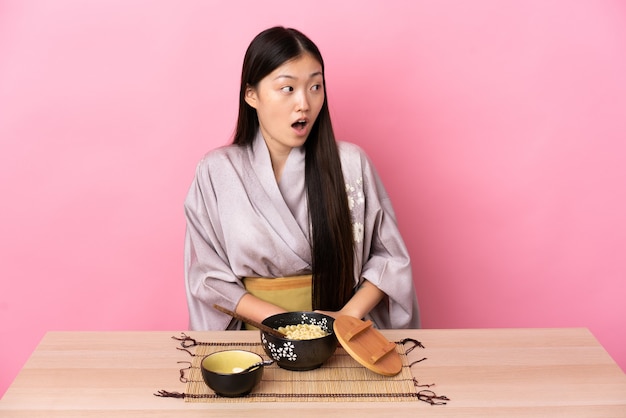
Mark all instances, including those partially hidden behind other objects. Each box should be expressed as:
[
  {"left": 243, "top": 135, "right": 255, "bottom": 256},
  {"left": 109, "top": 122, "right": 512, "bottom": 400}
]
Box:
[{"left": 184, "top": 26, "right": 420, "bottom": 330}]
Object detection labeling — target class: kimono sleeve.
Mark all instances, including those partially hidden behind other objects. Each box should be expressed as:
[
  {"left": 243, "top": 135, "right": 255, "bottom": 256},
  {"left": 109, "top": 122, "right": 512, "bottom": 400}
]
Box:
[
  {"left": 183, "top": 158, "right": 247, "bottom": 330},
  {"left": 357, "top": 153, "right": 421, "bottom": 329}
]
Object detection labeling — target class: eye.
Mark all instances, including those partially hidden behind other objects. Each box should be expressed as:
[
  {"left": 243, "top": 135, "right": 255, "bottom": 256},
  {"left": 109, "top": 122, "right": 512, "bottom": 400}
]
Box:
[
  {"left": 311, "top": 84, "right": 322, "bottom": 91},
  {"left": 281, "top": 86, "right": 294, "bottom": 93}
]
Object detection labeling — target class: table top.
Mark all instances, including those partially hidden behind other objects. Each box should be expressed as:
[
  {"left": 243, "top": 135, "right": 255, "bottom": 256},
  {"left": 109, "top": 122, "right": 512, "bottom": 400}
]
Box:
[{"left": 1, "top": 328, "right": 625, "bottom": 417}]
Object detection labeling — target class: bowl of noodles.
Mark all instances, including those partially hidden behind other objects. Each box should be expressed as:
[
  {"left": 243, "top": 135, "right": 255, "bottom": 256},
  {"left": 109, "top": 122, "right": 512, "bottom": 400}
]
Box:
[{"left": 260, "top": 311, "right": 337, "bottom": 371}]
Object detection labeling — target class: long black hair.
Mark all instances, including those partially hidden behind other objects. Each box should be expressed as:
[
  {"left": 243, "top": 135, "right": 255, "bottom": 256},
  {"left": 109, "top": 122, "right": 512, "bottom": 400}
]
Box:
[{"left": 233, "top": 26, "right": 354, "bottom": 311}]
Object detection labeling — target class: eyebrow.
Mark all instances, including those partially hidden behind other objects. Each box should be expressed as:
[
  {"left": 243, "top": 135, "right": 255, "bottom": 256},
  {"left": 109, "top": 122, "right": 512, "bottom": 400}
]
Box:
[{"left": 273, "top": 71, "right": 323, "bottom": 81}]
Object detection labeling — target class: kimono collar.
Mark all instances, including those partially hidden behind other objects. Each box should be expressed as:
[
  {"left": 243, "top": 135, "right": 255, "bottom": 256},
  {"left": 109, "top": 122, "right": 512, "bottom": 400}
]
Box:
[
  {"left": 250, "top": 131, "right": 305, "bottom": 186},
  {"left": 248, "top": 131, "right": 310, "bottom": 247}
]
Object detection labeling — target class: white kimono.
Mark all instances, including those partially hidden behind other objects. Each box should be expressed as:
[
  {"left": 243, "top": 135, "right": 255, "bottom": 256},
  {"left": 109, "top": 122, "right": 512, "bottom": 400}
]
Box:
[{"left": 184, "top": 132, "right": 420, "bottom": 330}]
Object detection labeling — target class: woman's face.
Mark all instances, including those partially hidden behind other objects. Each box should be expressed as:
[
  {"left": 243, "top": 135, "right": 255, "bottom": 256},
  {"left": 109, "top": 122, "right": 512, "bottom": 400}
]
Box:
[{"left": 245, "top": 53, "right": 325, "bottom": 158}]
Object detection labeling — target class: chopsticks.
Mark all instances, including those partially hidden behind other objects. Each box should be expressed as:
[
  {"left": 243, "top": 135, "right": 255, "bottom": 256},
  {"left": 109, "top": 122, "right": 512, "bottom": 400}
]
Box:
[{"left": 213, "top": 304, "right": 287, "bottom": 338}]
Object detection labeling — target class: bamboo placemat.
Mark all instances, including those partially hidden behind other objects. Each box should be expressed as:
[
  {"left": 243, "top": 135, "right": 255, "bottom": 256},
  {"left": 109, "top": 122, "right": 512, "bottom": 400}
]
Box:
[{"left": 179, "top": 340, "right": 422, "bottom": 403}]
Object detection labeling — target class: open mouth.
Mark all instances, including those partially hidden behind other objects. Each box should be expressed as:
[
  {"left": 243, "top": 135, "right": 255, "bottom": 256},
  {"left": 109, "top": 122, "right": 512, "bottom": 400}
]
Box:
[{"left": 291, "top": 119, "right": 308, "bottom": 130}]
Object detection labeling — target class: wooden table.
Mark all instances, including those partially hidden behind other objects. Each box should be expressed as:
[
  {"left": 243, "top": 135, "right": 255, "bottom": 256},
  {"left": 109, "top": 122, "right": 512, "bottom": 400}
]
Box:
[{"left": 1, "top": 328, "right": 625, "bottom": 417}]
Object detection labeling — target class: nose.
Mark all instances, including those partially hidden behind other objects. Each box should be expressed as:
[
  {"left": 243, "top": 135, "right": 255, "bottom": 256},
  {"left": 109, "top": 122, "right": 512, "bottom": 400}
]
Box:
[{"left": 296, "top": 91, "right": 310, "bottom": 112}]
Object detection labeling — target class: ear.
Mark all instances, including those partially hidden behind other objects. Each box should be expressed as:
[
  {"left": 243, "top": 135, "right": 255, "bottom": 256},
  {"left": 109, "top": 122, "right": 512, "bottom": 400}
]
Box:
[{"left": 244, "top": 85, "right": 258, "bottom": 109}]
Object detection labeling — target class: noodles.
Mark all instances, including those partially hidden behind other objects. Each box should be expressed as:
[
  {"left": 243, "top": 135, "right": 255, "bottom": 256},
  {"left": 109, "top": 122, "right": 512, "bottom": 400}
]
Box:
[{"left": 277, "top": 323, "right": 329, "bottom": 340}]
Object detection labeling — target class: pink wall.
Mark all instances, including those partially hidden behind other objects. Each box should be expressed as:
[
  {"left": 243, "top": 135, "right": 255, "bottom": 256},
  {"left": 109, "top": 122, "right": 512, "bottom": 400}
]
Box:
[{"left": 1, "top": 0, "right": 625, "bottom": 396}]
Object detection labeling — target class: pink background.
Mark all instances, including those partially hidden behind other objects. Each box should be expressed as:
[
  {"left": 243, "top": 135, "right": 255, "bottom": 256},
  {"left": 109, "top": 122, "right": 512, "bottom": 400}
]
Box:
[{"left": 1, "top": 0, "right": 625, "bottom": 396}]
